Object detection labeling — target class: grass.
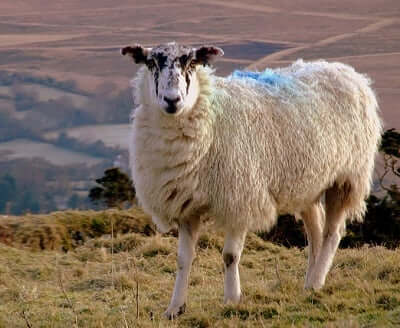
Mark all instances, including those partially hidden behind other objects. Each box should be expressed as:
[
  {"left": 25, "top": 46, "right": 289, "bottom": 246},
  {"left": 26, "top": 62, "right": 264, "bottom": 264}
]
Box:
[{"left": 1, "top": 208, "right": 400, "bottom": 327}]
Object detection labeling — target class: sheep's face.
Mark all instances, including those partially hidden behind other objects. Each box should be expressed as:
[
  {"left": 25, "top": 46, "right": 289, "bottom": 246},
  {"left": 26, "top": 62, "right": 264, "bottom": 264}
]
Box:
[{"left": 121, "top": 42, "right": 223, "bottom": 115}]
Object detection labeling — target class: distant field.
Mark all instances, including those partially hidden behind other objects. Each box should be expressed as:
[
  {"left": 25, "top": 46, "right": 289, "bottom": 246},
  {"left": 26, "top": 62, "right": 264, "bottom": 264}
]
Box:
[
  {"left": 0, "top": 86, "right": 9, "bottom": 97},
  {"left": 0, "top": 33, "right": 80, "bottom": 47},
  {"left": 0, "top": 83, "right": 89, "bottom": 107},
  {"left": 0, "top": 139, "right": 104, "bottom": 165},
  {"left": 19, "top": 83, "right": 89, "bottom": 106},
  {"left": 0, "top": 98, "right": 14, "bottom": 112},
  {"left": 44, "top": 124, "right": 131, "bottom": 150},
  {"left": 0, "top": 0, "right": 397, "bottom": 127}
]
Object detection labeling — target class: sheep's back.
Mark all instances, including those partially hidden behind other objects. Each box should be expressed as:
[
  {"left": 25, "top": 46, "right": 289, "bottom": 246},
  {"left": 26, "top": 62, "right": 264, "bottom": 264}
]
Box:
[{"left": 203, "top": 60, "right": 381, "bottom": 230}]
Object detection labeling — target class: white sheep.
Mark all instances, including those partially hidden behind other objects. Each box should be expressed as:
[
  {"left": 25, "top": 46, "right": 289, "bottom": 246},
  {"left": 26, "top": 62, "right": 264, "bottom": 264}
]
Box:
[{"left": 121, "top": 42, "right": 382, "bottom": 319}]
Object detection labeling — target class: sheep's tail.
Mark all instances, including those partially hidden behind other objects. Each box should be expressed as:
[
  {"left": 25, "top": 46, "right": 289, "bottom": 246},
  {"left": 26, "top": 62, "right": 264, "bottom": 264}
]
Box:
[{"left": 338, "top": 67, "right": 382, "bottom": 223}]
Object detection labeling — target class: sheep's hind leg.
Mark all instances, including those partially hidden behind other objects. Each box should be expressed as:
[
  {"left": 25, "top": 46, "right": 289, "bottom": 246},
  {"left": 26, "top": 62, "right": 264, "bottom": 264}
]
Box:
[
  {"left": 165, "top": 218, "right": 200, "bottom": 319},
  {"left": 223, "top": 228, "right": 247, "bottom": 304},
  {"left": 308, "top": 182, "right": 350, "bottom": 290},
  {"left": 302, "top": 202, "right": 324, "bottom": 289}
]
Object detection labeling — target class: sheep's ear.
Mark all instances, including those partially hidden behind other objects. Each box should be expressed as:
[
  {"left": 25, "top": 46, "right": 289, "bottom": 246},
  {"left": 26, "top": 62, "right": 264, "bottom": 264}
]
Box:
[
  {"left": 121, "top": 45, "right": 152, "bottom": 64},
  {"left": 194, "top": 46, "right": 224, "bottom": 65}
]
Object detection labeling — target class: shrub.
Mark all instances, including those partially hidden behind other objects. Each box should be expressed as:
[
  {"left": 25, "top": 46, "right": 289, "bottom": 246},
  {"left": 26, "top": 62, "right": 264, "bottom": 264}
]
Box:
[{"left": 89, "top": 168, "right": 135, "bottom": 209}]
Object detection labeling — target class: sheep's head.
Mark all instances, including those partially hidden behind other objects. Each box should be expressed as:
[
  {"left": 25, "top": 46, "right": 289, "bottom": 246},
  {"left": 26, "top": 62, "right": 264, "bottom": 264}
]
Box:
[{"left": 121, "top": 42, "right": 223, "bottom": 115}]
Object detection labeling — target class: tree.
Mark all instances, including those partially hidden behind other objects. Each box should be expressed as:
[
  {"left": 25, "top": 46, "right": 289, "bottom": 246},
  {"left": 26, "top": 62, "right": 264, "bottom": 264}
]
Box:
[
  {"left": 89, "top": 168, "right": 135, "bottom": 209},
  {"left": 67, "top": 194, "right": 81, "bottom": 209},
  {"left": 0, "top": 174, "right": 16, "bottom": 213},
  {"left": 378, "top": 128, "right": 400, "bottom": 200},
  {"left": 12, "top": 191, "right": 40, "bottom": 215}
]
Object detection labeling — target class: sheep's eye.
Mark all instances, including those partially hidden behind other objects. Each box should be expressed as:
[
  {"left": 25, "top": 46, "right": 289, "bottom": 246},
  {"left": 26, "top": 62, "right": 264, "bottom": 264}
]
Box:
[
  {"left": 146, "top": 58, "right": 156, "bottom": 70},
  {"left": 153, "top": 53, "right": 168, "bottom": 70},
  {"left": 179, "top": 55, "right": 191, "bottom": 68}
]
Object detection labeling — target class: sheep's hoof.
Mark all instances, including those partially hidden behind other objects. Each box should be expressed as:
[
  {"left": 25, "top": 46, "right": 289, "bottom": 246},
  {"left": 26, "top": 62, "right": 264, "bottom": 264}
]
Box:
[
  {"left": 304, "top": 281, "right": 324, "bottom": 291},
  {"left": 224, "top": 293, "right": 242, "bottom": 305},
  {"left": 164, "top": 303, "right": 186, "bottom": 320}
]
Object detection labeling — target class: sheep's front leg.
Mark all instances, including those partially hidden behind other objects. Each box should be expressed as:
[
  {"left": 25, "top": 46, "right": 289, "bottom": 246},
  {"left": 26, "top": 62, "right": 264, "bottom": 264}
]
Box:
[
  {"left": 223, "top": 229, "right": 247, "bottom": 304},
  {"left": 165, "top": 219, "right": 200, "bottom": 319}
]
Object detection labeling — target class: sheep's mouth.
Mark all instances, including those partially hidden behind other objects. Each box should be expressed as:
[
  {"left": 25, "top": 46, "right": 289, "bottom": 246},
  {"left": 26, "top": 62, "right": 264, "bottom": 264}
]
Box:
[
  {"left": 163, "top": 102, "right": 184, "bottom": 115},
  {"left": 165, "top": 105, "right": 178, "bottom": 114}
]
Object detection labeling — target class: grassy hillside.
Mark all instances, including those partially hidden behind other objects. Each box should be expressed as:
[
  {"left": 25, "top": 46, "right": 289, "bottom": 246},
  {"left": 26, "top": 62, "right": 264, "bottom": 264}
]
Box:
[
  {"left": 1, "top": 208, "right": 400, "bottom": 327},
  {"left": 0, "top": 208, "right": 153, "bottom": 251}
]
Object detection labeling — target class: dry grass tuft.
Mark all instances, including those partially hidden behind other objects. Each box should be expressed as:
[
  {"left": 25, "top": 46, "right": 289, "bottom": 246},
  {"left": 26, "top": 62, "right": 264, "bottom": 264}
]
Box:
[{"left": 0, "top": 207, "right": 154, "bottom": 251}]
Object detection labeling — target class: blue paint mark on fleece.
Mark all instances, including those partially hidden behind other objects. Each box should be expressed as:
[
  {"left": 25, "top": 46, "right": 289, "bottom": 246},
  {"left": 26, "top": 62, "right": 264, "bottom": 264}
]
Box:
[
  {"left": 230, "top": 69, "right": 292, "bottom": 88},
  {"left": 229, "top": 68, "right": 311, "bottom": 99}
]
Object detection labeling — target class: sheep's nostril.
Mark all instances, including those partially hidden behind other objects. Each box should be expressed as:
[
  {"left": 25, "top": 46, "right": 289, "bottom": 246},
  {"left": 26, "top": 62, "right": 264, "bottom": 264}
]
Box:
[
  {"left": 163, "top": 96, "right": 181, "bottom": 114},
  {"left": 163, "top": 96, "right": 181, "bottom": 105}
]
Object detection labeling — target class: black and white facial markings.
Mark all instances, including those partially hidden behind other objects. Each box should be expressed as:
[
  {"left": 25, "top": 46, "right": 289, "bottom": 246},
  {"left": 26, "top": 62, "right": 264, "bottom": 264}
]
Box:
[
  {"left": 122, "top": 42, "right": 224, "bottom": 115},
  {"left": 146, "top": 43, "right": 195, "bottom": 99}
]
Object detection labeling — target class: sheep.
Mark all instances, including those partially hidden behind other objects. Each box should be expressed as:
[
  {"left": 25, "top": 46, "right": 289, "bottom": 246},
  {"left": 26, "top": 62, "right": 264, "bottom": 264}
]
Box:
[{"left": 120, "top": 42, "right": 382, "bottom": 318}]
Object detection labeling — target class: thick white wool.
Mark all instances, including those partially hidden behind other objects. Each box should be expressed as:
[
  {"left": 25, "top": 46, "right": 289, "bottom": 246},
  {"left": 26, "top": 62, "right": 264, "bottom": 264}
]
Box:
[{"left": 130, "top": 60, "right": 382, "bottom": 232}]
